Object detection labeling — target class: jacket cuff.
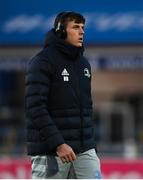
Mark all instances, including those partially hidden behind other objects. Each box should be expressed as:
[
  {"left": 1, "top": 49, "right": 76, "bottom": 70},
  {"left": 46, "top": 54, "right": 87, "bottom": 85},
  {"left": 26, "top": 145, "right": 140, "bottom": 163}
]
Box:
[{"left": 45, "top": 133, "right": 65, "bottom": 153}]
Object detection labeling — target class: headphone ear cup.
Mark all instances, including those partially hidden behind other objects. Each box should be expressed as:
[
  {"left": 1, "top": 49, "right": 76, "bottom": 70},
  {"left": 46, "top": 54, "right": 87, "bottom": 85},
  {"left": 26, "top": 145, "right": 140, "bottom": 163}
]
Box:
[
  {"left": 60, "top": 25, "right": 67, "bottom": 39},
  {"left": 55, "top": 22, "right": 67, "bottom": 39}
]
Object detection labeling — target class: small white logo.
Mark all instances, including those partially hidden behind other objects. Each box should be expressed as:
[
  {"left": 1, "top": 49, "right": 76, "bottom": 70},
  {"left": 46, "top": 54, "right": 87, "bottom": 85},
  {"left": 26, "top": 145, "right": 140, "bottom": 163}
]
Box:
[
  {"left": 63, "top": 76, "right": 69, "bottom": 81},
  {"left": 61, "top": 68, "right": 69, "bottom": 81},
  {"left": 61, "top": 68, "right": 69, "bottom": 76},
  {"left": 84, "top": 68, "right": 91, "bottom": 78}
]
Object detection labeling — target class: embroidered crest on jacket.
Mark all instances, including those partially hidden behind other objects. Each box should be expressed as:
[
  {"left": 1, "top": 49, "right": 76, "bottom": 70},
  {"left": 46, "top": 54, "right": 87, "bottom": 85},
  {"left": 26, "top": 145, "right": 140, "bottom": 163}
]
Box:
[{"left": 84, "top": 68, "right": 91, "bottom": 78}]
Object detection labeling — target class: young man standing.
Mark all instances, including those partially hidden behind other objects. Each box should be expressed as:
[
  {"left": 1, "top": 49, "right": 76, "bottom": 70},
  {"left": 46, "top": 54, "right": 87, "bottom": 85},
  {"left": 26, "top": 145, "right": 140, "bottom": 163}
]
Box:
[{"left": 25, "top": 11, "right": 101, "bottom": 179}]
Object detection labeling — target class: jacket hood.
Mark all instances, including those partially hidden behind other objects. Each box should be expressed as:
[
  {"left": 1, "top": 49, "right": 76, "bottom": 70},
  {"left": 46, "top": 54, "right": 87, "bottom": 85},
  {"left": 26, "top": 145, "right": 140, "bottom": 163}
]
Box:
[{"left": 44, "top": 29, "right": 84, "bottom": 60}]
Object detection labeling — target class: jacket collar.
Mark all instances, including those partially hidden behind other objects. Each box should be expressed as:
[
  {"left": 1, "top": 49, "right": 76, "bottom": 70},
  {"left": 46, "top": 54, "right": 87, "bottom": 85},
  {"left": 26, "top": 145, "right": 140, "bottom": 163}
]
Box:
[{"left": 44, "top": 29, "right": 84, "bottom": 60}]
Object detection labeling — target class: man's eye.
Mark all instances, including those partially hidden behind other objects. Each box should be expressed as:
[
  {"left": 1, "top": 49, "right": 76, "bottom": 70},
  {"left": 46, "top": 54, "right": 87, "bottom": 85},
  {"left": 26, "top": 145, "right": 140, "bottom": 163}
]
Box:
[{"left": 73, "top": 27, "right": 79, "bottom": 29}]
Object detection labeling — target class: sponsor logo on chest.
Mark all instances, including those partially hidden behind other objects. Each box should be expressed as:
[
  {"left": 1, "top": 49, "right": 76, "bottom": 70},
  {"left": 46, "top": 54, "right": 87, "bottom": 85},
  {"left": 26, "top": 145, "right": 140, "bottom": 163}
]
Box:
[{"left": 61, "top": 68, "right": 69, "bottom": 81}]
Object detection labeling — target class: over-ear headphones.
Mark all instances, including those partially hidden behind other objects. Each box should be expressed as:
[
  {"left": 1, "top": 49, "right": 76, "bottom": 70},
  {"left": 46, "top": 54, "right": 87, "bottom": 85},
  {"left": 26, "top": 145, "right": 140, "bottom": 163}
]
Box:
[{"left": 54, "top": 11, "right": 72, "bottom": 39}]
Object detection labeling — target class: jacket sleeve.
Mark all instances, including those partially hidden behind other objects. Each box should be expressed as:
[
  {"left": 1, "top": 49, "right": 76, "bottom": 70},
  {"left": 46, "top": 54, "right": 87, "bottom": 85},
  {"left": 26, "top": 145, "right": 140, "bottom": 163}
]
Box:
[{"left": 25, "top": 56, "right": 65, "bottom": 152}]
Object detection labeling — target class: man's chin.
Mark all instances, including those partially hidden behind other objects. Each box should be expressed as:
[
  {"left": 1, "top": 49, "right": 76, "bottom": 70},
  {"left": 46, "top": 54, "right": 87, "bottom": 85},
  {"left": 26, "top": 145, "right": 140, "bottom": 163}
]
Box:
[{"left": 75, "top": 43, "right": 82, "bottom": 47}]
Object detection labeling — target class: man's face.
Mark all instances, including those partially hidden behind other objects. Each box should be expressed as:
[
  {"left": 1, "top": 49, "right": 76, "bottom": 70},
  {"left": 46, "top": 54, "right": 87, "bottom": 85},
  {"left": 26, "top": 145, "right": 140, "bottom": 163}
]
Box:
[{"left": 65, "top": 20, "right": 84, "bottom": 47}]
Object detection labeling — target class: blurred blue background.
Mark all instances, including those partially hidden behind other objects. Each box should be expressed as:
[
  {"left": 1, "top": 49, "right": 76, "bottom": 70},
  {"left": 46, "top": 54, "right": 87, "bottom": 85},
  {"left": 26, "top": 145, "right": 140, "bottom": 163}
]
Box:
[
  {"left": 1, "top": 0, "right": 143, "bottom": 45},
  {"left": 0, "top": 0, "right": 143, "bottom": 178}
]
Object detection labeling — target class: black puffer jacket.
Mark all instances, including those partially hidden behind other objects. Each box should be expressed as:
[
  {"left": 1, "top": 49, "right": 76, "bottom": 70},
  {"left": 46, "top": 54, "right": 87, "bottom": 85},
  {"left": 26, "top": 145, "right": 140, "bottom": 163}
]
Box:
[{"left": 25, "top": 29, "right": 95, "bottom": 155}]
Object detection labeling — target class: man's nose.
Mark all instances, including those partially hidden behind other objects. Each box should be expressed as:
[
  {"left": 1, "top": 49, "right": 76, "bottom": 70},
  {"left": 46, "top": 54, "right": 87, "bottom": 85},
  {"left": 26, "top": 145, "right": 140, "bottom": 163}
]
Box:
[{"left": 79, "top": 28, "right": 84, "bottom": 34}]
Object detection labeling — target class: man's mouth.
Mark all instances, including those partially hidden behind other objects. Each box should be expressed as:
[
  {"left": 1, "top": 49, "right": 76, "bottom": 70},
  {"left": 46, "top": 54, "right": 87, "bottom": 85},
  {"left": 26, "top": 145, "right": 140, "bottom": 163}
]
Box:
[{"left": 78, "top": 38, "right": 83, "bottom": 42}]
